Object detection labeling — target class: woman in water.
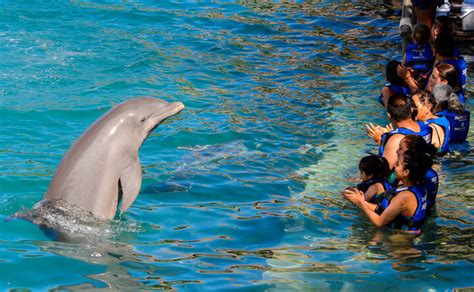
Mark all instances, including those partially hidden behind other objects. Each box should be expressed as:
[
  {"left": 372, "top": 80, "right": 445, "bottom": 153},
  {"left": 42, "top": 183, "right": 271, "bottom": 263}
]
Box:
[
  {"left": 396, "top": 135, "right": 438, "bottom": 211},
  {"left": 431, "top": 83, "right": 469, "bottom": 143},
  {"left": 411, "top": 90, "right": 450, "bottom": 154},
  {"left": 425, "top": 63, "right": 463, "bottom": 101},
  {"left": 343, "top": 135, "right": 434, "bottom": 232}
]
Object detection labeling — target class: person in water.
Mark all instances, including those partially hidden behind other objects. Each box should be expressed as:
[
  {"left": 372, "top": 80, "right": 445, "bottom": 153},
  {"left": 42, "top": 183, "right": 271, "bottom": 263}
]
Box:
[
  {"left": 411, "top": 90, "right": 450, "bottom": 154},
  {"left": 343, "top": 134, "right": 434, "bottom": 233},
  {"left": 404, "top": 23, "right": 434, "bottom": 77},
  {"left": 357, "top": 155, "right": 391, "bottom": 203},
  {"left": 431, "top": 84, "right": 470, "bottom": 143},
  {"left": 378, "top": 60, "right": 410, "bottom": 107},
  {"left": 430, "top": 15, "right": 452, "bottom": 44},
  {"left": 396, "top": 135, "right": 438, "bottom": 211},
  {"left": 366, "top": 92, "right": 432, "bottom": 169},
  {"left": 432, "top": 33, "right": 467, "bottom": 93},
  {"left": 398, "top": 33, "right": 467, "bottom": 98},
  {"left": 425, "top": 63, "right": 465, "bottom": 103}
]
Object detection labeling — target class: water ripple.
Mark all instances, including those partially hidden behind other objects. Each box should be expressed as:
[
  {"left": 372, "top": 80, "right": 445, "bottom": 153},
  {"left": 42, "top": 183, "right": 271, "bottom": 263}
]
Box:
[{"left": 0, "top": 1, "right": 473, "bottom": 290}]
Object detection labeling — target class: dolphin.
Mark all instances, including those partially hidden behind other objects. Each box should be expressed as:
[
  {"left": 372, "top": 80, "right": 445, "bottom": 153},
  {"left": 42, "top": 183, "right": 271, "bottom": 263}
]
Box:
[{"left": 35, "top": 97, "right": 184, "bottom": 220}]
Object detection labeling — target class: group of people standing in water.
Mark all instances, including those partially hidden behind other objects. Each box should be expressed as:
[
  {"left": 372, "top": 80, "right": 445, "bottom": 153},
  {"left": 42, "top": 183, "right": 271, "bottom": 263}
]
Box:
[{"left": 342, "top": 14, "right": 470, "bottom": 234}]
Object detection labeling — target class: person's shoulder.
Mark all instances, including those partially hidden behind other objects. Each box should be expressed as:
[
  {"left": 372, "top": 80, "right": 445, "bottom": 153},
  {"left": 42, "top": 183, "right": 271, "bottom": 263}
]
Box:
[
  {"left": 387, "top": 132, "right": 404, "bottom": 144},
  {"left": 371, "top": 182, "right": 386, "bottom": 193},
  {"left": 428, "top": 121, "right": 443, "bottom": 130},
  {"left": 398, "top": 189, "right": 417, "bottom": 200}
]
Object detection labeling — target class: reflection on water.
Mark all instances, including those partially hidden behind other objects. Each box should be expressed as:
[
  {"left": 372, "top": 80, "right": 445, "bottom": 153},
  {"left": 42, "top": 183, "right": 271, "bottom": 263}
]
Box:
[{"left": 0, "top": 0, "right": 473, "bottom": 290}]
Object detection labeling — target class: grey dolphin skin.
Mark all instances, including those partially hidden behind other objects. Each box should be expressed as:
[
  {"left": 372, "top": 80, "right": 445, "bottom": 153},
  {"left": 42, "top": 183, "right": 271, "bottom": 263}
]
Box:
[{"left": 39, "top": 97, "right": 184, "bottom": 220}]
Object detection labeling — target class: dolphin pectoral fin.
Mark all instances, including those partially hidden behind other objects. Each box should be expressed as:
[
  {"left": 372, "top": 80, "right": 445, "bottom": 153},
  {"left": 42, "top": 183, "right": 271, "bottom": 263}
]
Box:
[{"left": 119, "top": 158, "right": 142, "bottom": 213}]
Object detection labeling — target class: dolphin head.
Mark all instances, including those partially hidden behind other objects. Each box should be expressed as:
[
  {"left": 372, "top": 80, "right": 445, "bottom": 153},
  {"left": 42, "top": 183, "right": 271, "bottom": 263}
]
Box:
[
  {"left": 41, "top": 97, "right": 185, "bottom": 222},
  {"left": 105, "top": 97, "right": 185, "bottom": 147}
]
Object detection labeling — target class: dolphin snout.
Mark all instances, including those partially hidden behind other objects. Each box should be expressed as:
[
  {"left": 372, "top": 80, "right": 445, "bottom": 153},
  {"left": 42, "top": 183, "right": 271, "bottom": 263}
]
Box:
[
  {"left": 169, "top": 101, "right": 185, "bottom": 113},
  {"left": 151, "top": 101, "right": 185, "bottom": 125}
]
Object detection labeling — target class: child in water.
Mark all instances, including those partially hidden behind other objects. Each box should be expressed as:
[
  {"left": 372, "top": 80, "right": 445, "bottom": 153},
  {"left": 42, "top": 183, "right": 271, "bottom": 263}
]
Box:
[{"left": 357, "top": 155, "right": 391, "bottom": 204}]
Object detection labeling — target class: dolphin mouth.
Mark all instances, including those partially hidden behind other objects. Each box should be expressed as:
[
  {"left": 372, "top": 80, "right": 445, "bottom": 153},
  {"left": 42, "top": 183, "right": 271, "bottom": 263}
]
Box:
[
  {"left": 146, "top": 101, "right": 185, "bottom": 135},
  {"left": 156, "top": 101, "right": 185, "bottom": 123}
]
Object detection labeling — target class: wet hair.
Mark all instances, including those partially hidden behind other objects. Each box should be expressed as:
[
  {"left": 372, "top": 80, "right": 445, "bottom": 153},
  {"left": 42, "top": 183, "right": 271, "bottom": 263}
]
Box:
[
  {"left": 434, "top": 32, "right": 455, "bottom": 57},
  {"left": 359, "top": 155, "right": 390, "bottom": 179},
  {"left": 413, "top": 23, "right": 431, "bottom": 44},
  {"left": 386, "top": 60, "right": 405, "bottom": 86},
  {"left": 387, "top": 92, "right": 414, "bottom": 122},
  {"left": 431, "top": 84, "right": 464, "bottom": 114},
  {"left": 435, "top": 63, "right": 460, "bottom": 92},
  {"left": 399, "top": 134, "right": 436, "bottom": 184}
]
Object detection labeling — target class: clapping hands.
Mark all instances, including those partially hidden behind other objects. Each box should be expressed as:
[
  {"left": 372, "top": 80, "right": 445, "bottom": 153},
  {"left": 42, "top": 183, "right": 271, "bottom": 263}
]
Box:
[{"left": 365, "top": 122, "right": 393, "bottom": 145}]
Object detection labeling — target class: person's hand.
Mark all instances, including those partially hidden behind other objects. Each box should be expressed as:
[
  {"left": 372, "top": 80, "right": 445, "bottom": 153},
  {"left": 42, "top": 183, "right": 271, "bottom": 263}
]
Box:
[
  {"left": 365, "top": 122, "right": 388, "bottom": 145},
  {"left": 384, "top": 123, "right": 393, "bottom": 132},
  {"left": 397, "top": 64, "right": 412, "bottom": 80},
  {"left": 343, "top": 187, "right": 364, "bottom": 207},
  {"left": 397, "top": 64, "right": 416, "bottom": 83}
]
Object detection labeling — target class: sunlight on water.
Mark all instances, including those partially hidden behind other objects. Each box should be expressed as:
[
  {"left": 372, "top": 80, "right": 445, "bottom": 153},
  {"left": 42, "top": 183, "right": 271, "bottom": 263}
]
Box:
[{"left": 0, "top": 0, "right": 472, "bottom": 290}]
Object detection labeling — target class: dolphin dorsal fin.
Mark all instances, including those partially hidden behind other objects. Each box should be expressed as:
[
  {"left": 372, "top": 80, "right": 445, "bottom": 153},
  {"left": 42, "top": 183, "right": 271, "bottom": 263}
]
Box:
[{"left": 118, "top": 157, "right": 142, "bottom": 213}]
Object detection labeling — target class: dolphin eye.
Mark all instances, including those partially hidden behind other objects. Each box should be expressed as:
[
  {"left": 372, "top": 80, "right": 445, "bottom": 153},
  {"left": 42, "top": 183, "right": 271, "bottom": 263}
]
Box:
[{"left": 140, "top": 117, "right": 146, "bottom": 123}]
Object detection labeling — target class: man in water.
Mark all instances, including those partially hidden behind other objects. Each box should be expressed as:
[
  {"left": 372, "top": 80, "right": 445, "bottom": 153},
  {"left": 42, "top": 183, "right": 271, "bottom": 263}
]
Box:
[{"left": 366, "top": 93, "right": 432, "bottom": 169}]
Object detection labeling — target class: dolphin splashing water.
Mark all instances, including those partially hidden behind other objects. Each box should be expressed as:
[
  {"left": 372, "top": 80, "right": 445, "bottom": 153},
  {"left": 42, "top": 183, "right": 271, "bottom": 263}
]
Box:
[{"left": 17, "top": 97, "right": 184, "bottom": 240}]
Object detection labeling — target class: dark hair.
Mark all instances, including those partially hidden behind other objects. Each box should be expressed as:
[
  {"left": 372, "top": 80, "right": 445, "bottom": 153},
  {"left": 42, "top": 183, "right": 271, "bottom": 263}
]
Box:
[
  {"left": 386, "top": 60, "right": 405, "bottom": 86},
  {"left": 359, "top": 155, "right": 390, "bottom": 179},
  {"left": 433, "top": 16, "right": 452, "bottom": 36},
  {"left": 413, "top": 23, "right": 431, "bottom": 44},
  {"left": 399, "top": 135, "right": 435, "bottom": 184},
  {"left": 413, "top": 89, "right": 436, "bottom": 112},
  {"left": 388, "top": 92, "right": 414, "bottom": 122},
  {"left": 435, "top": 63, "right": 460, "bottom": 91},
  {"left": 434, "top": 32, "right": 455, "bottom": 57}
]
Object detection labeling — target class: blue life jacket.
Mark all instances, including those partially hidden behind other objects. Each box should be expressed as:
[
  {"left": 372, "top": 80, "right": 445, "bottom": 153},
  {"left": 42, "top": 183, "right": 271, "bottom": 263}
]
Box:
[
  {"left": 458, "top": 91, "right": 466, "bottom": 104},
  {"left": 357, "top": 177, "right": 391, "bottom": 204},
  {"left": 377, "top": 83, "right": 410, "bottom": 106},
  {"left": 378, "top": 122, "right": 433, "bottom": 157},
  {"left": 388, "top": 168, "right": 438, "bottom": 211},
  {"left": 441, "top": 57, "right": 468, "bottom": 93},
  {"left": 376, "top": 185, "right": 428, "bottom": 232},
  {"left": 425, "top": 115, "right": 451, "bottom": 154},
  {"left": 437, "top": 110, "right": 470, "bottom": 143},
  {"left": 425, "top": 168, "right": 439, "bottom": 211},
  {"left": 405, "top": 42, "right": 434, "bottom": 74}
]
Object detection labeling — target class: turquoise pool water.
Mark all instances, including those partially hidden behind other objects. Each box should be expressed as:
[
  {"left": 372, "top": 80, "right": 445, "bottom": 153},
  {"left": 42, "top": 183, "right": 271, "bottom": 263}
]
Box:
[{"left": 1, "top": 1, "right": 473, "bottom": 290}]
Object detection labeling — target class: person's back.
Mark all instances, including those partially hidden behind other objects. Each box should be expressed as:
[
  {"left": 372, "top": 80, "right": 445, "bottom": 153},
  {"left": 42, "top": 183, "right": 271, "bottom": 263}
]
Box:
[
  {"left": 378, "top": 93, "right": 432, "bottom": 169},
  {"left": 405, "top": 24, "right": 434, "bottom": 76}
]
